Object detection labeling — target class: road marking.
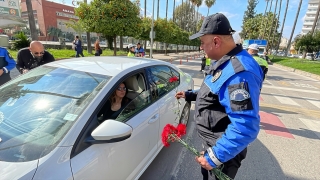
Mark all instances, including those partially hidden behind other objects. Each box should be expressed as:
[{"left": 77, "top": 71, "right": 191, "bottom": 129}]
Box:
[
  {"left": 274, "top": 96, "right": 300, "bottom": 106},
  {"left": 261, "top": 92, "right": 320, "bottom": 101},
  {"left": 263, "top": 85, "right": 320, "bottom": 94},
  {"left": 259, "top": 111, "right": 295, "bottom": 139},
  {"left": 299, "top": 118, "right": 320, "bottom": 139},
  {"left": 279, "top": 81, "right": 290, "bottom": 86},
  {"left": 264, "top": 79, "right": 274, "bottom": 86},
  {"left": 260, "top": 102, "right": 320, "bottom": 118},
  {"left": 259, "top": 96, "right": 264, "bottom": 101},
  {"left": 307, "top": 100, "right": 320, "bottom": 109},
  {"left": 289, "top": 82, "right": 318, "bottom": 89}
]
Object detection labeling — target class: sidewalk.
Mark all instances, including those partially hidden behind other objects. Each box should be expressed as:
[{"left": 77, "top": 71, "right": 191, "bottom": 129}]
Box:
[{"left": 152, "top": 51, "right": 203, "bottom": 62}]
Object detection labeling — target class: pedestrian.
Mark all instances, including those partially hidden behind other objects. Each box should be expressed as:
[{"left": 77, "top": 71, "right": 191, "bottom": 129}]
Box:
[
  {"left": 135, "top": 43, "right": 145, "bottom": 57},
  {"left": 0, "top": 47, "right": 16, "bottom": 86},
  {"left": 200, "top": 53, "right": 210, "bottom": 72},
  {"left": 127, "top": 44, "right": 136, "bottom": 57},
  {"left": 262, "top": 51, "right": 272, "bottom": 64},
  {"left": 16, "top": 41, "right": 55, "bottom": 74},
  {"left": 94, "top": 40, "right": 102, "bottom": 56},
  {"left": 247, "top": 44, "right": 268, "bottom": 80},
  {"left": 73, "top": 35, "right": 84, "bottom": 57},
  {"left": 175, "top": 13, "right": 264, "bottom": 180}
]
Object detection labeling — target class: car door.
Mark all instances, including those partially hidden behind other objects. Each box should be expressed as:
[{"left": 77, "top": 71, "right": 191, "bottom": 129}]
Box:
[
  {"left": 70, "top": 77, "right": 160, "bottom": 180},
  {"left": 145, "top": 65, "right": 181, "bottom": 148}
]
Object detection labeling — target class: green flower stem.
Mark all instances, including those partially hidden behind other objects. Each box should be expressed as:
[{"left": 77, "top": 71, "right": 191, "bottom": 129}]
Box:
[{"left": 169, "top": 134, "right": 233, "bottom": 180}]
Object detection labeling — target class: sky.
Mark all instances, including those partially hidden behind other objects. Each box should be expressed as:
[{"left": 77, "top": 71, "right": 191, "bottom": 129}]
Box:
[{"left": 53, "top": 0, "right": 309, "bottom": 40}]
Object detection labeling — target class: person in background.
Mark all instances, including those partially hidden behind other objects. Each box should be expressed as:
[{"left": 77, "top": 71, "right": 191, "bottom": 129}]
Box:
[
  {"left": 0, "top": 47, "right": 16, "bottom": 86},
  {"left": 16, "top": 41, "right": 55, "bottom": 74},
  {"left": 127, "top": 44, "right": 136, "bottom": 57},
  {"left": 247, "top": 44, "right": 268, "bottom": 80},
  {"left": 262, "top": 51, "right": 272, "bottom": 64},
  {"left": 200, "top": 53, "right": 211, "bottom": 72},
  {"left": 135, "top": 43, "right": 145, "bottom": 57},
  {"left": 73, "top": 36, "right": 84, "bottom": 57},
  {"left": 94, "top": 40, "right": 102, "bottom": 56}
]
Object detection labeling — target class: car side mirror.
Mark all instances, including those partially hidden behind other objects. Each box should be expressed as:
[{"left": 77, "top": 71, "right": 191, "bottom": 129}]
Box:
[{"left": 89, "top": 120, "right": 132, "bottom": 144}]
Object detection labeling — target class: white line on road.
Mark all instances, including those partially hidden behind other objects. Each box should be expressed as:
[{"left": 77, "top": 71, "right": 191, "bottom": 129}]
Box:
[
  {"left": 307, "top": 100, "right": 320, "bottom": 109},
  {"left": 264, "top": 79, "right": 274, "bottom": 86},
  {"left": 272, "top": 65, "right": 320, "bottom": 82},
  {"left": 263, "top": 85, "right": 320, "bottom": 94},
  {"left": 299, "top": 118, "right": 320, "bottom": 139},
  {"left": 274, "top": 96, "right": 301, "bottom": 106}
]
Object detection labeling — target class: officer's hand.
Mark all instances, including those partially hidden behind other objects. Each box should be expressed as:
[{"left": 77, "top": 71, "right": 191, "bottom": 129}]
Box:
[
  {"left": 0, "top": 69, "right": 3, "bottom": 76},
  {"left": 175, "top": 91, "right": 185, "bottom": 99},
  {"left": 195, "top": 151, "right": 213, "bottom": 171},
  {"left": 22, "top": 69, "right": 29, "bottom": 74}
]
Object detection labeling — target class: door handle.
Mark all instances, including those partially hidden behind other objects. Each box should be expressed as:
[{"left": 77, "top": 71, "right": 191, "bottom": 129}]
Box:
[{"left": 148, "top": 114, "right": 159, "bottom": 124}]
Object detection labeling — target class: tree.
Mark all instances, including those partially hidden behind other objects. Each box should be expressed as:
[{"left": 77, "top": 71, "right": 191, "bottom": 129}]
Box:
[
  {"left": 25, "top": 0, "right": 38, "bottom": 40},
  {"left": 205, "top": 0, "right": 216, "bottom": 16},
  {"left": 66, "top": 19, "right": 85, "bottom": 39},
  {"left": 47, "top": 27, "right": 63, "bottom": 41},
  {"left": 174, "top": 2, "right": 202, "bottom": 32},
  {"left": 173, "top": 0, "right": 176, "bottom": 22},
  {"left": 240, "top": 0, "right": 259, "bottom": 39},
  {"left": 76, "top": 0, "right": 142, "bottom": 55},
  {"left": 83, "top": 0, "right": 92, "bottom": 54},
  {"left": 294, "top": 32, "right": 318, "bottom": 55},
  {"left": 261, "top": 0, "right": 273, "bottom": 39},
  {"left": 276, "top": 0, "right": 289, "bottom": 52},
  {"left": 266, "top": 0, "right": 279, "bottom": 45},
  {"left": 286, "top": 0, "right": 303, "bottom": 56}
]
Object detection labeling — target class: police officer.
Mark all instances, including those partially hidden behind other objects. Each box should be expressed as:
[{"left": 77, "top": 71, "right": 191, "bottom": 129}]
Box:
[
  {"left": 247, "top": 44, "right": 268, "bottom": 80},
  {"left": 16, "top": 41, "right": 55, "bottom": 74},
  {"left": 0, "top": 47, "right": 16, "bottom": 86},
  {"left": 175, "top": 13, "right": 264, "bottom": 180}
]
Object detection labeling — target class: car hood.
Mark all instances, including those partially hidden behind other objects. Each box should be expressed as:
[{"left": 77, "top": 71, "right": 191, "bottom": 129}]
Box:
[{"left": 0, "top": 160, "right": 38, "bottom": 179}]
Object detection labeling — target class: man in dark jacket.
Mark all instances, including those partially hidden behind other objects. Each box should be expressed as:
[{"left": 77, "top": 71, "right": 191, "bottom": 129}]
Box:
[
  {"left": 16, "top": 41, "right": 55, "bottom": 74},
  {"left": 74, "top": 35, "right": 84, "bottom": 57}
]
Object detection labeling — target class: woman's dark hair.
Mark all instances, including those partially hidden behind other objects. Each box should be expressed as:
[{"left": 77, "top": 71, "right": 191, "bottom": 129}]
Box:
[{"left": 109, "top": 82, "right": 128, "bottom": 105}]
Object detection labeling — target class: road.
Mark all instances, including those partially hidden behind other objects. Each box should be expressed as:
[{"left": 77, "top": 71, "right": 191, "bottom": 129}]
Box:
[{"left": 140, "top": 58, "right": 320, "bottom": 180}]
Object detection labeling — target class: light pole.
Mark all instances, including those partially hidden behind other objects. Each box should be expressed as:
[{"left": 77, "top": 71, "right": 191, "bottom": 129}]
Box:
[{"left": 150, "top": 0, "right": 155, "bottom": 58}]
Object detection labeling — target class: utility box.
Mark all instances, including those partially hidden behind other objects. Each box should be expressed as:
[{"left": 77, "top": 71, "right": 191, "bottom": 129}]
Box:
[{"left": 0, "top": 35, "right": 9, "bottom": 48}]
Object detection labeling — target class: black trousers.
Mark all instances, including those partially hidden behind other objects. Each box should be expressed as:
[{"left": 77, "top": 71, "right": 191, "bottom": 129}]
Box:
[
  {"left": 0, "top": 72, "right": 11, "bottom": 86},
  {"left": 201, "top": 148, "right": 247, "bottom": 180}
]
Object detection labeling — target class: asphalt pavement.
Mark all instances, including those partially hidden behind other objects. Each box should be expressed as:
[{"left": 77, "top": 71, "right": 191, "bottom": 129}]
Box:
[{"left": 140, "top": 57, "right": 320, "bottom": 180}]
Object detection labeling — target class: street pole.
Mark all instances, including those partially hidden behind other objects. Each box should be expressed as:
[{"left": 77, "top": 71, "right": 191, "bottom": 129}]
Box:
[{"left": 150, "top": 0, "right": 155, "bottom": 58}]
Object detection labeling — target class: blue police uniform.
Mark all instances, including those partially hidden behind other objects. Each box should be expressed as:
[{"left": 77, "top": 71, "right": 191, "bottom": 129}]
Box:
[
  {"left": 185, "top": 45, "right": 263, "bottom": 179},
  {"left": 0, "top": 47, "right": 16, "bottom": 86}
]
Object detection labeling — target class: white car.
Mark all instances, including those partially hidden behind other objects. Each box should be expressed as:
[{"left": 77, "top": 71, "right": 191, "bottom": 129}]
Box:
[{"left": 0, "top": 57, "right": 193, "bottom": 180}]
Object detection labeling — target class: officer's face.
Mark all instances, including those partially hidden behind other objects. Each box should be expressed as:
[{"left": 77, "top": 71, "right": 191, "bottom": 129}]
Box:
[{"left": 200, "top": 35, "right": 220, "bottom": 59}]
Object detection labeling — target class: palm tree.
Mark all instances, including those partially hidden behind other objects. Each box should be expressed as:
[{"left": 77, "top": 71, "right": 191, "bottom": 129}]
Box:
[
  {"left": 144, "top": 0, "right": 147, "bottom": 18},
  {"left": 262, "top": 0, "right": 273, "bottom": 39},
  {"left": 276, "top": 0, "right": 289, "bottom": 52},
  {"left": 166, "top": 0, "right": 169, "bottom": 20},
  {"left": 267, "top": 0, "right": 279, "bottom": 46},
  {"left": 84, "top": 0, "right": 92, "bottom": 53},
  {"left": 285, "top": 0, "right": 303, "bottom": 56},
  {"left": 25, "top": 0, "right": 38, "bottom": 40},
  {"left": 259, "top": 0, "right": 270, "bottom": 38},
  {"left": 157, "top": 0, "right": 160, "bottom": 19},
  {"left": 271, "top": 0, "right": 282, "bottom": 51},
  {"left": 205, "top": 0, "right": 216, "bottom": 16},
  {"left": 173, "top": 0, "right": 176, "bottom": 22}
]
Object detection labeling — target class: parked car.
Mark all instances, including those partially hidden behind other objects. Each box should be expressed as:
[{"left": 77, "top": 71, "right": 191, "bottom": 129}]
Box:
[
  {"left": 0, "top": 57, "right": 193, "bottom": 180},
  {"left": 306, "top": 53, "right": 314, "bottom": 60}
]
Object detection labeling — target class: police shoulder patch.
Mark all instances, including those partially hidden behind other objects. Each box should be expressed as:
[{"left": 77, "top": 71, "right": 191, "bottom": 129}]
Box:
[
  {"left": 211, "top": 69, "right": 222, "bottom": 82},
  {"left": 230, "top": 89, "right": 250, "bottom": 101}
]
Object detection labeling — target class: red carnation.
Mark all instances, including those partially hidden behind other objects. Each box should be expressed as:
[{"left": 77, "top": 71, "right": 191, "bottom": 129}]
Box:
[
  {"left": 161, "top": 124, "right": 177, "bottom": 147},
  {"left": 169, "top": 76, "right": 179, "bottom": 83},
  {"left": 176, "top": 124, "right": 186, "bottom": 137}
]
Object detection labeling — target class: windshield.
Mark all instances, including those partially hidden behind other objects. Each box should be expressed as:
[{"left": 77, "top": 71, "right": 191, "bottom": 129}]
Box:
[{"left": 0, "top": 66, "right": 111, "bottom": 162}]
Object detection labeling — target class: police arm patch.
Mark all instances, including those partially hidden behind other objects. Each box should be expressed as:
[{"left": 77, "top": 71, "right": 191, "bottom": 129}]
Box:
[{"left": 228, "top": 82, "right": 253, "bottom": 111}]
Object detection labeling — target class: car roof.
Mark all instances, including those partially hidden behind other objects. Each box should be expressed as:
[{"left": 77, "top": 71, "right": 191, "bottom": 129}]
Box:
[{"left": 47, "top": 56, "right": 167, "bottom": 76}]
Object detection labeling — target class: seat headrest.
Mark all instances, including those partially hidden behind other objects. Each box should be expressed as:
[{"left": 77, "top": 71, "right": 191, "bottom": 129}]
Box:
[{"left": 124, "top": 76, "right": 139, "bottom": 91}]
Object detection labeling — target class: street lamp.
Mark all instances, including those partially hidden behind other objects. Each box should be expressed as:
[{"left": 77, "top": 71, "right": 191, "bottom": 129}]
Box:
[{"left": 149, "top": 0, "right": 155, "bottom": 58}]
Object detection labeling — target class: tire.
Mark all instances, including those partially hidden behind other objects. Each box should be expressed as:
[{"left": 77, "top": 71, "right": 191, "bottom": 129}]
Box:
[{"left": 179, "top": 102, "right": 191, "bottom": 126}]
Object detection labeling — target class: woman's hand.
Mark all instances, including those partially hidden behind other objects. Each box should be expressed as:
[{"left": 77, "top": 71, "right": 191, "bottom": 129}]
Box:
[{"left": 175, "top": 91, "right": 185, "bottom": 99}]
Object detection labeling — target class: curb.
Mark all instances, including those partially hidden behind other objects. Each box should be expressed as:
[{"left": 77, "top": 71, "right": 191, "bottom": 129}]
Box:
[
  {"left": 158, "top": 53, "right": 202, "bottom": 63},
  {"left": 273, "top": 63, "right": 320, "bottom": 81}
]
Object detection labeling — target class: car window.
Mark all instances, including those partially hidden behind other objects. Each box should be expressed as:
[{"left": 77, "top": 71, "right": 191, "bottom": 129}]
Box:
[
  {"left": 146, "top": 66, "right": 180, "bottom": 99},
  {"left": 116, "top": 90, "right": 153, "bottom": 122},
  {"left": 0, "top": 66, "right": 111, "bottom": 162}
]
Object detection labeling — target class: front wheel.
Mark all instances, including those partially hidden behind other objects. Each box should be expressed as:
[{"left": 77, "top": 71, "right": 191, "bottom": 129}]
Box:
[{"left": 179, "top": 102, "right": 191, "bottom": 126}]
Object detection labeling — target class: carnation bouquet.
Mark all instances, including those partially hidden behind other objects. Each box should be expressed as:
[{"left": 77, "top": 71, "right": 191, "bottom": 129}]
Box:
[{"left": 161, "top": 123, "right": 232, "bottom": 180}]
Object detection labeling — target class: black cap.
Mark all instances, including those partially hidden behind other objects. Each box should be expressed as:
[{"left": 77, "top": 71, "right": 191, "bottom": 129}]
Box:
[{"left": 189, "top": 13, "right": 235, "bottom": 40}]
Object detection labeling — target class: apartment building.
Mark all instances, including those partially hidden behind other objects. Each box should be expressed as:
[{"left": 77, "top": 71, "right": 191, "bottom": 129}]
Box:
[{"left": 302, "top": 0, "right": 320, "bottom": 34}]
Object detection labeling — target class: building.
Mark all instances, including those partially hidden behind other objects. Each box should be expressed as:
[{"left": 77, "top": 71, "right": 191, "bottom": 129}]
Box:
[
  {"left": 20, "top": 0, "right": 91, "bottom": 41},
  {"left": 302, "top": 0, "right": 320, "bottom": 34},
  {"left": 279, "top": 36, "right": 289, "bottom": 49}
]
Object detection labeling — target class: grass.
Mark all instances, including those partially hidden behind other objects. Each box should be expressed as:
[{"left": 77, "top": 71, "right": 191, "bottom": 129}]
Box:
[
  {"left": 271, "top": 56, "right": 320, "bottom": 76},
  {"left": 8, "top": 48, "right": 127, "bottom": 60}
]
